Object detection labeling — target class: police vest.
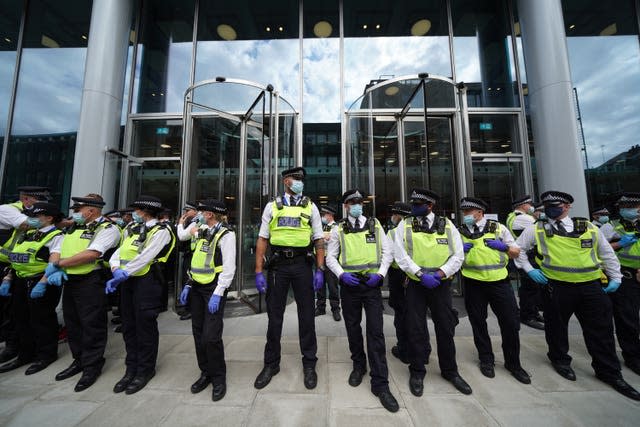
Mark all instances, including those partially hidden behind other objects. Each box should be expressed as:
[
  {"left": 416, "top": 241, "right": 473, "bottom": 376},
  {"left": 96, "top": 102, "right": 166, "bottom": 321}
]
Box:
[
  {"left": 459, "top": 221, "right": 509, "bottom": 282},
  {"left": 60, "top": 220, "right": 115, "bottom": 275},
  {"left": 337, "top": 217, "right": 382, "bottom": 274},
  {"left": 268, "top": 196, "right": 313, "bottom": 247},
  {"left": 0, "top": 229, "right": 23, "bottom": 264},
  {"left": 9, "top": 227, "right": 62, "bottom": 278},
  {"left": 614, "top": 220, "right": 640, "bottom": 269},
  {"left": 0, "top": 201, "right": 24, "bottom": 258},
  {"left": 534, "top": 218, "right": 602, "bottom": 282},
  {"left": 189, "top": 225, "right": 230, "bottom": 284},
  {"left": 506, "top": 211, "right": 527, "bottom": 237},
  {"left": 119, "top": 223, "right": 175, "bottom": 277},
  {"left": 403, "top": 216, "right": 456, "bottom": 281}
]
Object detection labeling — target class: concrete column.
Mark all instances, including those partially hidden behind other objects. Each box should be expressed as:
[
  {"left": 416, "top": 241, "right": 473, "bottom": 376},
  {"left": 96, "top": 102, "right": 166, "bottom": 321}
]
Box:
[
  {"left": 517, "top": 0, "right": 588, "bottom": 216},
  {"left": 70, "top": 0, "right": 132, "bottom": 209}
]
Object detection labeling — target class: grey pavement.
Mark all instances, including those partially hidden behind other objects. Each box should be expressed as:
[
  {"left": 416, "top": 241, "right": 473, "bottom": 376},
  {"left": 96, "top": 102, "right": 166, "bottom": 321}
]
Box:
[{"left": 1, "top": 299, "right": 639, "bottom": 426}]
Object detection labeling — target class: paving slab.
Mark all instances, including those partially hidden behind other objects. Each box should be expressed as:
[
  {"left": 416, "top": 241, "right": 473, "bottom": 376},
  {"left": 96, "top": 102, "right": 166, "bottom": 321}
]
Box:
[
  {"left": 253, "top": 353, "right": 329, "bottom": 394},
  {"left": 330, "top": 407, "right": 414, "bottom": 427},
  {"left": 485, "top": 405, "right": 583, "bottom": 427},
  {"left": 6, "top": 400, "right": 100, "bottom": 427},
  {"left": 547, "top": 390, "right": 640, "bottom": 427},
  {"left": 328, "top": 362, "right": 403, "bottom": 410},
  {"left": 160, "top": 404, "right": 249, "bottom": 427},
  {"left": 404, "top": 394, "right": 498, "bottom": 427},
  {"left": 246, "top": 393, "right": 327, "bottom": 427}
]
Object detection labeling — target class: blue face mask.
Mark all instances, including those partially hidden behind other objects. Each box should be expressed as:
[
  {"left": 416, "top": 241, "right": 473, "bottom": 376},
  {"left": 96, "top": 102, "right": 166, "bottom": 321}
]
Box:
[
  {"left": 115, "top": 219, "right": 125, "bottom": 227},
  {"left": 71, "top": 212, "right": 86, "bottom": 225},
  {"left": 132, "top": 212, "right": 144, "bottom": 224},
  {"left": 538, "top": 212, "right": 547, "bottom": 221},
  {"left": 411, "top": 204, "right": 429, "bottom": 217},
  {"left": 27, "top": 217, "right": 42, "bottom": 229},
  {"left": 620, "top": 208, "right": 639, "bottom": 221},
  {"left": 321, "top": 216, "right": 328, "bottom": 225},
  {"left": 289, "top": 180, "right": 304, "bottom": 195},
  {"left": 348, "top": 204, "right": 363, "bottom": 218},
  {"left": 195, "top": 212, "right": 205, "bottom": 223},
  {"left": 463, "top": 214, "right": 476, "bottom": 226},
  {"left": 597, "top": 215, "right": 609, "bottom": 224},
  {"left": 526, "top": 205, "right": 535, "bottom": 215},
  {"left": 544, "top": 206, "right": 564, "bottom": 219}
]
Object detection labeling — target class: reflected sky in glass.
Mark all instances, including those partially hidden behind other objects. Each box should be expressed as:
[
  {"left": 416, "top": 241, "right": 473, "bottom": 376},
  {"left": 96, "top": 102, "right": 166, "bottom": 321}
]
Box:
[
  {"left": 304, "top": 38, "right": 339, "bottom": 123},
  {"left": 0, "top": 51, "right": 17, "bottom": 136}
]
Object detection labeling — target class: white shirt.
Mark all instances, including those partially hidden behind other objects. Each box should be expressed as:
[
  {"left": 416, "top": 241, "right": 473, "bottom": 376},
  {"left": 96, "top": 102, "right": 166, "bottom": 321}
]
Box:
[
  {"left": 177, "top": 221, "right": 198, "bottom": 241},
  {"left": 326, "top": 215, "right": 393, "bottom": 278},
  {"left": 511, "top": 210, "right": 535, "bottom": 232},
  {"left": 465, "top": 217, "right": 518, "bottom": 248},
  {"left": 41, "top": 225, "right": 63, "bottom": 252},
  {"left": 515, "top": 216, "right": 622, "bottom": 281},
  {"left": 392, "top": 212, "right": 464, "bottom": 278},
  {"left": 258, "top": 193, "right": 324, "bottom": 241},
  {"left": 109, "top": 219, "right": 172, "bottom": 276},
  {"left": 51, "top": 217, "right": 121, "bottom": 257},
  {"left": 0, "top": 203, "right": 27, "bottom": 230}
]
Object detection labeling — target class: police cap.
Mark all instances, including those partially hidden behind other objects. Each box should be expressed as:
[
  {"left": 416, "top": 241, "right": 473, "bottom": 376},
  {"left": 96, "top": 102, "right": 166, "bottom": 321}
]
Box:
[
  {"left": 281, "top": 167, "right": 306, "bottom": 180},
  {"left": 540, "top": 191, "right": 574, "bottom": 206},
  {"left": 17, "top": 186, "right": 51, "bottom": 200},
  {"left": 198, "top": 199, "right": 227, "bottom": 214},
  {"left": 129, "top": 195, "right": 163, "bottom": 213},
  {"left": 29, "top": 202, "right": 62, "bottom": 219},
  {"left": 511, "top": 194, "right": 533, "bottom": 208},
  {"left": 320, "top": 205, "right": 337, "bottom": 215},
  {"left": 409, "top": 188, "right": 439, "bottom": 204},
  {"left": 460, "top": 197, "right": 488, "bottom": 211},
  {"left": 341, "top": 189, "right": 364, "bottom": 204},
  {"left": 391, "top": 201, "right": 411, "bottom": 216},
  {"left": 616, "top": 192, "right": 640, "bottom": 207}
]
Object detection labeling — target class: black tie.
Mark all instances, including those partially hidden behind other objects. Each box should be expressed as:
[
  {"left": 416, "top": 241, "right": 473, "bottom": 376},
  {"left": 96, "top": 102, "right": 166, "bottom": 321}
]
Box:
[
  {"left": 473, "top": 225, "right": 480, "bottom": 233},
  {"left": 556, "top": 221, "right": 567, "bottom": 235}
]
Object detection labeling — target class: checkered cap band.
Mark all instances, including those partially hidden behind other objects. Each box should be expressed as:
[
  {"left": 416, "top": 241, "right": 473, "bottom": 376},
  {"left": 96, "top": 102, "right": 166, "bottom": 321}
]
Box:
[
  {"left": 541, "top": 191, "right": 573, "bottom": 204},
  {"left": 410, "top": 190, "right": 436, "bottom": 204},
  {"left": 618, "top": 194, "right": 640, "bottom": 204},
  {"left": 460, "top": 200, "right": 486, "bottom": 211},
  {"left": 344, "top": 190, "right": 364, "bottom": 203},
  {"left": 512, "top": 195, "right": 533, "bottom": 208},
  {"left": 591, "top": 207, "right": 609, "bottom": 216}
]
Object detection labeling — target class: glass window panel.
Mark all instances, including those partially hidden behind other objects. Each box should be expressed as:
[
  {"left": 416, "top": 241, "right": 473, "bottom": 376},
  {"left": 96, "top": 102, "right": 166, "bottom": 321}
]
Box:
[
  {"left": 471, "top": 157, "right": 525, "bottom": 222},
  {"left": 468, "top": 114, "right": 520, "bottom": 154},
  {"left": 0, "top": 0, "right": 21, "bottom": 144},
  {"left": 132, "top": 0, "right": 194, "bottom": 113},
  {"left": 452, "top": 0, "right": 519, "bottom": 107},
  {"left": 131, "top": 119, "right": 182, "bottom": 158}
]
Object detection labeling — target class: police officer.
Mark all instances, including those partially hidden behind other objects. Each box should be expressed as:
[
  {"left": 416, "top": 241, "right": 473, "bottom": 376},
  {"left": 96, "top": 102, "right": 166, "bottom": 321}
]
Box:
[
  {"left": 507, "top": 195, "right": 544, "bottom": 330},
  {"left": 326, "top": 189, "right": 398, "bottom": 412},
  {"left": 103, "top": 209, "right": 128, "bottom": 332},
  {"left": 176, "top": 201, "right": 200, "bottom": 321},
  {"left": 316, "top": 205, "right": 341, "bottom": 321},
  {"left": 393, "top": 188, "right": 472, "bottom": 396},
  {"left": 0, "top": 202, "right": 63, "bottom": 374},
  {"left": 591, "top": 207, "right": 611, "bottom": 228},
  {"left": 177, "top": 200, "right": 236, "bottom": 401},
  {"left": 0, "top": 186, "right": 50, "bottom": 363},
  {"left": 386, "top": 201, "right": 417, "bottom": 364},
  {"left": 606, "top": 193, "right": 640, "bottom": 376},
  {"left": 459, "top": 197, "right": 530, "bottom": 384},
  {"left": 254, "top": 167, "right": 325, "bottom": 390},
  {"left": 106, "top": 195, "right": 175, "bottom": 394},
  {"left": 47, "top": 194, "right": 120, "bottom": 391},
  {"left": 515, "top": 190, "right": 640, "bottom": 400}
]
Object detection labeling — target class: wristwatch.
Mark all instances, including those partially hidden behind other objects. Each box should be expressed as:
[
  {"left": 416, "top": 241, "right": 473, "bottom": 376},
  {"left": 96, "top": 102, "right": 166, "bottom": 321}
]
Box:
[{"left": 317, "top": 265, "right": 326, "bottom": 272}]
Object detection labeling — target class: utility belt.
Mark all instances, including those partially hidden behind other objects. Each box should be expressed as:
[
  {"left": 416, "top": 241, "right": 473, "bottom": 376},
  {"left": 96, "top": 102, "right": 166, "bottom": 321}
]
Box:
[
  {"left": 191, "top": 276, "right": 220, "bottom": 288},
  {"left": 621, "top": 267, "right": 639, "bottom": 282},
  {"left": 267, "top": 246, "right": 313, "bottom": 268},
  {"left": 66, "top": 269, "right": 104, "bottom": 280}
]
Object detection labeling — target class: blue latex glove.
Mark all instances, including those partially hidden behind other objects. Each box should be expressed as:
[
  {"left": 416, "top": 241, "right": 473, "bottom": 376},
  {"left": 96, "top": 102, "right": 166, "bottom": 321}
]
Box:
[
  {"left": 179, "top": 284, "right": 191, "bottom": 305},
  {"left": 313, "top": 270, "right": 324, "bottom": 292},
  {"left": 105, "top": 278, "right": 120, "bottom": 294},
  {"left": 45, "top": 262, "right": 60, "bottom": 277},
  {"left": 486, "top": 239, "right": 509, "bottom": 252},
  {"left": 365, "top": 273, "right": 383, "bottom": 287},
  {"left": 527, "top": 269, "right": 548, "bottom": 285},
  {"left": 420, "top": 273, "right": 441, "bottom": 289},
  {"left": 0, "top": 281, "right": 11, "bottom": 297},
  {"left": 603, "top": 280, "right": 621, "bottom": 293},
  {"left": 112, "top": 269, "right": 130, "bottom": 282},
  {"left": 340, "top": 272, "right": 361, "bottom": 287},
  {"left": 47, "top": 270, "right": 68, "bottom": 287},
  {"left": 618, "top": 234, "right": 638, "bottom": 248},
  {"left": 208, "top": 294, "right": 222, "bottom": 313},
  {"left": 255, "top": 272, "right": 267, "bottom": 294},
  {"left": 463, "top": 242, "right": 474, "bottom": 253},
  {"left": 30, "top": 282, "right": 47, "bottom": 299}
]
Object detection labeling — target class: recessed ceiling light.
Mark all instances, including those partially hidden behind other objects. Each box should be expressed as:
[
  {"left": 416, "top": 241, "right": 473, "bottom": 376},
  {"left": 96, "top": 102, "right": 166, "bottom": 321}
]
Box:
[
  {"left": 217, "top": 24, "right": 237, "bottom": 41},
  {"left": 266, "top": 26, "right": 271, "bottom": 32},
  {"left": 81, "top": 35, "right": 87, "bottom": 40},
  {"left": 278, "top": 26, "right": 283, "bottom": 32},
  {"left": 313, "top": 21, "right": 332, "bottom": 38},
  {"left": 385, "top": 86, "right": 399, "bottom": 96},
  {"left": 363, "top": 24, "right": 368, "bottom": 29},
  {"left": 569, "top": 24, "right": 575, "bottom": 29},
  {"left": 375, "top": 24, "right": 380, "bottom": 29},
  {"left": 411, "top": 19, "right": 432, "bottom": 36},
  {"left": 160, "top": 144, "right": 171, "bottom": 148}
]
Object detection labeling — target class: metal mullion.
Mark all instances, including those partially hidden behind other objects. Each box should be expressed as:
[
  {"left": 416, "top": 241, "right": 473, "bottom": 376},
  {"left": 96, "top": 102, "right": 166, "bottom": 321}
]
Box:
[
  {"left": 339, "top": 0, "right": 346, "bottom": 195},
  {"left": 446, "top": 0, "right": 456, "bottom": 81},
  {"left": 190, "top": 0, "right": 199, "bottom": 88},
  {"left": 467, "top": 108, "right": 522, "bottom": 113}
]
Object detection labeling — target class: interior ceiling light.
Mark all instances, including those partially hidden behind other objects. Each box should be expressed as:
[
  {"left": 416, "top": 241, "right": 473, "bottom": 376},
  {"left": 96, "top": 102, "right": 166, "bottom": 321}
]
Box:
[
  {"left": 514, "top": 22, "right": 521, "bottom": 36},
  {"left": 313, "top": 20, "right": 332, "bottom": 38},
  {"left": 81, "top": 35, "right": 87, "bottom": 40},
  {"left": 266, "top": 27, "right": 271, "bottom": 32},
  {"left": 217, "top": 24, "right": 237, "bottom": 41},
  {"left": 569, "top": 24, "right": 576, "bottom": 29},
  {"left": 411, "top": 19, "right": 432, "bottom": 36},
  {"left": 160, "top": 144, "right": 171, "bottom": 148},
  {"left": 363, "top": 24, "right": 368, "bottom": 29},
  {"left": 278, "top": 26, "right": 284, "bottom": 32},
  {"left": 385, "top": 86, "right": 400, "bottom": 96},
  {"left": 375, "top": 24, "right": 380, "bottom": 29},
  {"left": 41, "top": 35, "right": 59, "bottom": 48},
  {"left": 600, "top": 23, "right": 617, "bottom": 36}
]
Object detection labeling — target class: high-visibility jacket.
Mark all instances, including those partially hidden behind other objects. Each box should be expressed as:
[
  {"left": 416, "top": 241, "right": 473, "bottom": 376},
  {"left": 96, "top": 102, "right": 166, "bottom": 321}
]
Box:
[
  {"left": 336, "top": 217, "right": 383, "bottom": 274},
  {"left": 268, "top": 196, "right": 313, "bottom": 247},
  {"left": 403, "top": 215, "right": 456, "bottom": 281},
  {"left": 189, "top": 225, "right": 230, "bottom": 284},
  {"left": 614, "top": 221, "right": 640, "bottom": 269},
  {"left": 119, "top": 223, "right": 175, "bottom": 277},
  {"left": 59, "top": 220, "right": 115, "bottom": 275},
  {"left": 460, "top": 221, "right": 508, "bottom": 282},
  {"left": 9, "top": 227, "right": 61, "bottom": 278}
]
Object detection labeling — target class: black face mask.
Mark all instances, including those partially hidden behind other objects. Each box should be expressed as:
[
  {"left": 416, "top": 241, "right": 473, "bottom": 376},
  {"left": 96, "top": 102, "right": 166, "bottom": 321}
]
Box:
[
  {"left": 544, "top": 206, "right": 564, "bottom": 219},
  {"left": 411, "top": 204, "right": 430, "bottom": 216}
]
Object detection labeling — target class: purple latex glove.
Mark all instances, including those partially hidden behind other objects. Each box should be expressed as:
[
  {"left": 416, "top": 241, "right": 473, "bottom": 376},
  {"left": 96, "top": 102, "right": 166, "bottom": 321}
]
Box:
[
  {"left": 313, "top": 270, "right": 324, "bottom": 292},
  {"left": 365, "top": 273, "right": 384, "bottom": 287},
  {"left": 420, "top": 273, "right": 441, "bottom": 289},
  {"left": 463, "top": 242, "right": 474, "bottom": 253},
  {"left": 340, "top": 272, "right": 360, "bottom": 287},
  {"left": 255, "top": 272, "right": 267, "bottom": 294},
  {"left": 485, "top": 239, "right": 508, "bottom": 252}
]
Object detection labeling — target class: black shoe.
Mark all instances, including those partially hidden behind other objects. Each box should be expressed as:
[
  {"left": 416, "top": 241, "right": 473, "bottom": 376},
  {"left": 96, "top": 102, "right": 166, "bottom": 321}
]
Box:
[
  {"left": 110, "top": 316, "right": 122, "bottom": 325},
  {"left": 552, "top": 363, "right": 576, "bottom": 381},
  {"left": 625, "top": 360, "right": 640, "bottom": 376},
  {"left": 332, "top": 310, "right": 341, "bottom": 322},
  {"left": 113, "top": 371, "right": 136, "bottom": 393},
  {"left": 254, "top": 365, "right": 280, "bottom": 389},
  {"left": 0, "top": 358, "right": 31, "bottom": 374},
  {"left": 0, "top": 347, "right": 18, "bottom": 363},
  {"left": 314, "top": 307, "right": 325, "bottom": 317},
  {"left": 56, "top": 360, "right": 82, "bottom": 381},
  {"left": 348, "top": 369, "right": 366, "bottom": 387},
  {"left": 212, "top": 383, "right": 226, "bottom": 401},
  {"left": 74, "top": 369, "right": 101, "bottom": 392},
  {"left": 303, "top": 367, "right": 317, "bottom": 389},
  {"left": 521, "top": 318, "right": 545, "bottom": 331},
  {"left": 506, "top": 365, "right": 531, "bottom": 384},
  {"left": 125, "top": 371, "right": 155, "bottom": 395},
  {"left": 25, "top": 359, "right": 55, "bottom": 375},
  {"left": 114, "top": 325, "right": 122, "bottom": 333},
  {"left": 409, "top": 375, "right": 423, "bottom": 397},
  {"left": 391, "top": 346, "right": 409, "bottom": 364},
  {"left": 479, "top": 362, "right": 495, "bottom": 378},
  {"left": 179, "top": 313, "right": 192, "bottom": 321},
  {"left": 373, "top": 389, "right": 400, "bottom": 413},
  {"left": 191, "top": 374, "right": 211, "bottom": 394},
  {"left": 444, "top": 373, "right": 472, "bottom": 395},
  {"left": 534, "top": 313, "right": 545, "bottom": 323},
  {"left": 598, "top": 377, "right": 640, "bottom": 401}
]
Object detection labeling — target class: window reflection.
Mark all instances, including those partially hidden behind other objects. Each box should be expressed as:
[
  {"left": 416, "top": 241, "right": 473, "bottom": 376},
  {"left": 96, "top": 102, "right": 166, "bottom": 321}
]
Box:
[
  {"left": 0, "top": 0, "right": 21, "bottom": 140},
  {"left": 468, "top": 114, "right": 520, "bottom": 154}
]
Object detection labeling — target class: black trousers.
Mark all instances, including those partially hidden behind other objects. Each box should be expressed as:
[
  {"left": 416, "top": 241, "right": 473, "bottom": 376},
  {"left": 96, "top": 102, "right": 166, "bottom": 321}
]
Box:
[
  {"left": 264, "top": 259, "right": 317, "bottom": 369},
  {"left": 13, "top": 276, "right": 61, "bottom": 363},
  {"left": 406, "top": 279, "right": 459, "bottom": 379},
  {"left": 609, "top": 268, "right": 640, "bottom": 365},
  {"left": 316, "top": 269, "right": 340, "bottom": 312},
  {"left": 340, "top": 284, "right": 389, "bottom": 393},
  {"left": 517, "top": 268, "right": 543, "bottom": 321},
  {"left": 63, "top": 271, "right": 108, "bottom": 370},
  {"left": 189, "top": 281, "right": 227, "bottom": 384},
  {"left": 542, "top": 279, "right": 621, "bottom": 382},
  {"left": 464, "top": 277, "right": 521, "bottom": 368},
  {"left": 387, "top": 267, "right": 409, "bottom": 356},
  {"left": 0, "top": 262, "right": 18, "bottom": 351},
  {"left": 120, "top": 271, "right": 162, "bottom": 375}
]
